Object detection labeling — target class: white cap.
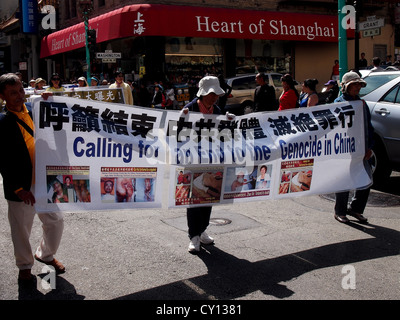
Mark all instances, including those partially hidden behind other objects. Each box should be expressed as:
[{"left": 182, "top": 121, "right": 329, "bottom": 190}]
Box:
[{"left": 196, "top": 76, "right": 225, "bottom": 97}]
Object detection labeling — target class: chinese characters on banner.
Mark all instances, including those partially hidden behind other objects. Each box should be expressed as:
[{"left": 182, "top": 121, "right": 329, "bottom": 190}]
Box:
[{"left": 33, "top": 96, "right": 372, "bottom": 213}]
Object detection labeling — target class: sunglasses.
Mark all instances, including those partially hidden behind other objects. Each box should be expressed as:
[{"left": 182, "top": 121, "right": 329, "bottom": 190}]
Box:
[{"left": 53, "top": 78, "right": 60, "bottom": 80}]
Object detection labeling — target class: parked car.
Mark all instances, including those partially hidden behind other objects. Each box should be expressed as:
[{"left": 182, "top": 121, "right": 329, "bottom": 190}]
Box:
[
  {"left": 359, "top": 71, "right": 400, "bottom": 184},
  {"left": 224, "top": 73, "right": 302, "bottom": 115}
]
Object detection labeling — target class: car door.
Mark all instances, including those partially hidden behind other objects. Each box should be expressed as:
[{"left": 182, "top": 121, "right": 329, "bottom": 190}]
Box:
[{"left": 369, "top": 83, "right": 400, "bottom": 163}]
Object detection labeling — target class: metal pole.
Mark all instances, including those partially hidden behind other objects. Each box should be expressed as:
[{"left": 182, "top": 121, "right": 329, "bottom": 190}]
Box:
[
  {"left": 84, "top": 13, "right": 91, "bottom": 81},
  {"left": 338, "top": 0, "right": 348, "bottom": 81}
]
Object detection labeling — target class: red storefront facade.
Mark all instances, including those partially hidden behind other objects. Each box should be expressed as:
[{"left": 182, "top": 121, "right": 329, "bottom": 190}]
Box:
[{"left": 40, "top": 4, "right": 344, "bottom": 85}]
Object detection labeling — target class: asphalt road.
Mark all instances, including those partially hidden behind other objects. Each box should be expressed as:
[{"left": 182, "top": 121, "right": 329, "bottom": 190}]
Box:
[{"left": 1, "top": 174, "right": 399, "bottom": 309}]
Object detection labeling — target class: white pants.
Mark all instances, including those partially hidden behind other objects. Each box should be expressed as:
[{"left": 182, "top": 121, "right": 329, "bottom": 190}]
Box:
[{"left": 7, "top": 201, "right": 64, "bottom": 270}]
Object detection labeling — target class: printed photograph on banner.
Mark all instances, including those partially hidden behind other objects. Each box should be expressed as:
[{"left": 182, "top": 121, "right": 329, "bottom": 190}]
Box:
[
  {"left": 46, "top": 166, "right": 91, "bottom": 203},
  {"left": 278, "top": 159, "right": 314, "bottom": 194},
  {"left": 100, "top": 167, "right": 157, "bottom": 203},
  {"left": 175, "top": 169, "right": 193, "bottom": 204},
  {"left": 223, "top": 164, "right": 272, "bottom": 200},
  {"left": 174, "top": 167, "right": 223, "bottom": 206}
]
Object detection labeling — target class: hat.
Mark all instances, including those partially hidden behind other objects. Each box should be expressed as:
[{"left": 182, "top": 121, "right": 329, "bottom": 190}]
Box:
[
  {"left": 78, "top": 77, "right": 86, "bottom": 81},
  {"left": 324, "top": 80, "right": 337, "bottom": 86},
  {"left": 340, "top": 72, "right": 366, "bottom": 93},
  {"left": 35, "top": 77, "right": 46, "bottom": 84},
  {"left": 196, "top": 76, "right": 225, "bottom": 97}
]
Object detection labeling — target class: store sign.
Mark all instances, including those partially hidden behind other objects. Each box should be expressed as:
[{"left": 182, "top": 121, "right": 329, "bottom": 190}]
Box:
[
  {"left": 19, "top": 0, "right": 38, "bottom": 34},
  {"left": 41, "top": 4, "right": 338, "bottom": 58}
]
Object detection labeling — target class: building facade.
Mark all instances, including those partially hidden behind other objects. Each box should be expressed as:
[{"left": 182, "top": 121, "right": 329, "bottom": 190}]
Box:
[{"left": 0, "top": 0, "right": 398, "bottom": 91}]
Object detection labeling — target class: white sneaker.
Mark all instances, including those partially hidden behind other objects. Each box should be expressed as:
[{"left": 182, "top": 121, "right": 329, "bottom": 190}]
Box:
[
  {"left": 188, "top": 236, "right": 200, "bottom": 252},
  {"left": 200, "top": 232, "right": 214, "bottom": 245}
]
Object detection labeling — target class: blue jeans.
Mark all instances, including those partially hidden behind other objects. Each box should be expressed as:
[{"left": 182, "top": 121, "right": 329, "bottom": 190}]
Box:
[{"left": 335, "top": 188, "right": 371, "bottom": 215}]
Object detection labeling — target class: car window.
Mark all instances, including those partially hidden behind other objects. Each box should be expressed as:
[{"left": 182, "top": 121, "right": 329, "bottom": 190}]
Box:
[
  {"left": 359, "top": 74, "right": 400, "bottom": 97},
  {"left": 231, "top": 76, "right": 256, "bottom": 90},
  {"left": 271, "top": 74, "right": 282, "bottom": 87},
  {"left": 381, "top": 84, "right": 400, "bottom": 103}
]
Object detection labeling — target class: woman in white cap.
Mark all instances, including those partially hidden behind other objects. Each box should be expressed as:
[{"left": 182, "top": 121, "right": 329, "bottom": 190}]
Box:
[
  {"left": 333, "top": 71, "right": 374, "bottom": 224},
  {"left": 182, "top": 76, "right": 229, "bottom": 253}
]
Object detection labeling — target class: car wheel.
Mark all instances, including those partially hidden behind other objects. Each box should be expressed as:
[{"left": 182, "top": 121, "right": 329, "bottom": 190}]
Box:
[
  {"left": 370, "top": 139, "right": 392, "bottom": 186},
  {"left": 242, "top": 102, "right": 254, "bottom": 115}
]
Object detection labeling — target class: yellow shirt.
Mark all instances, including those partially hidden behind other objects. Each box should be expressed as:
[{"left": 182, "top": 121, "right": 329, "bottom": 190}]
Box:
[
  {"left": 109, "top": 82, "right": 134, "bottom": 105},
  {"left": 46, "top": 87, "right": 65, "bottom": 92},
  {"left": 9, "top": 104, "right": 35, "bottom": 188}
]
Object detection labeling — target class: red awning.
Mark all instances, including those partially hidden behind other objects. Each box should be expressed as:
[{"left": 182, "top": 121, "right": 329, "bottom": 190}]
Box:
[{"left": 41, "top": 4, "right": 339, "bottom": 58}]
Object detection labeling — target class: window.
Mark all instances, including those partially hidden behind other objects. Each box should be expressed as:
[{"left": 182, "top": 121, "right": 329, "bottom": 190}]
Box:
[
  {"left": 271, "top": 74, "right": 282, "bottom": 88},
  {"left": 359, "top": 74, "right": 400, "bottom": 97},
  {"left": 231, "top": 76, "right": 256, "bottom": 90}
]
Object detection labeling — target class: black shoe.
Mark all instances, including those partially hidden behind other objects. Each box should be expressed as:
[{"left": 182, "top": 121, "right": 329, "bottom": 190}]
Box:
[
  {"left": 334, "top": 214, "right": 350, "bottom": 223},
  {"left": 348, "top": 210, "right": 368, "bottom": 223}
]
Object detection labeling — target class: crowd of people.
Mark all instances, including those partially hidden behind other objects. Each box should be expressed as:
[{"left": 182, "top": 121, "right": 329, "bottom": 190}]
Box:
[{"left": 0, "top": 51, "right": 379, "bottom": 284}]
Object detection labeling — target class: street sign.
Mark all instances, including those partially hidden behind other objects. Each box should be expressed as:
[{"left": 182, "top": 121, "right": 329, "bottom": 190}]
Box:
[
  {"left": 96, "top": 52, "right": 121, "bottom": 59},
  {"left": 362, "top": 28, "right": 381, "bottom": 37},
  {"left": 102, "top": 58, "right": 117, "bottom": 63},
  {"left": 358, "top": 18, "right": 384, "bottom": 31}
]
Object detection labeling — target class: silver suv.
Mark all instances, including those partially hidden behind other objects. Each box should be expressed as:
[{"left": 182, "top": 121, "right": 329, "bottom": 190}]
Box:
[
  {"left": 225, "top": 73, "right": 301, "bottom": 114},
  {"left": 360, "top": 71, "right": 400, "bottom": 184}
]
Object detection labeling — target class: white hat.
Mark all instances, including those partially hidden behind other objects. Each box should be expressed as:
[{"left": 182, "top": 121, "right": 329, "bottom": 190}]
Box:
[
  {"left": 341, "top": 71, "right": 366, "bottom": 93},
  {"left": 196, "top": 76, "right": 225, "bottom": 97}
]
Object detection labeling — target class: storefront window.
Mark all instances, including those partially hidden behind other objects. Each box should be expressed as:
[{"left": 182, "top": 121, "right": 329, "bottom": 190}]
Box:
[
  {"left": 165, "top": 37, "right": 223, "bottom": 84},
  {"left": 235, "top": 39, "right": 293, "bottom": 75}
]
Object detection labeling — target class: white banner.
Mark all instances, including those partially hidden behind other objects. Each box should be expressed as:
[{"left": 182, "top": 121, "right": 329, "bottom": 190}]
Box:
[{"left": 32, "top": 96, "right": 371, "bottom": 212}]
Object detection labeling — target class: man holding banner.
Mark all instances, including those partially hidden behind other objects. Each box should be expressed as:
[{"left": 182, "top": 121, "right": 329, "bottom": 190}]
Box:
[
  {"left": 0, "top": 73, "right": 65, "bottom": 283},
  {"left": 333, "top": 71, "right": 374, "bottom": 224}
]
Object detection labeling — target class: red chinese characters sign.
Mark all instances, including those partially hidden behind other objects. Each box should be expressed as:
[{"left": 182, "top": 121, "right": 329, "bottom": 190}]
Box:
[{"left": 41, "top": 4, "right": 338, "bottom": 58}]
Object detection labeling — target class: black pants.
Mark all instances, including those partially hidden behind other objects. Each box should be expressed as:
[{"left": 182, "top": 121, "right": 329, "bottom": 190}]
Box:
[
  {"left": 187, "top": 206, "right": 212, "bottom": 239},
  {"left": 335, "top": 188, "right": 371, "bottom": 215}
]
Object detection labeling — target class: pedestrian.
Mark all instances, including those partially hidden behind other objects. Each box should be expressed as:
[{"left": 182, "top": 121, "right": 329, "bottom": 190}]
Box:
[
  {"left": 0, "top": 73, "right": 65, "bottom": 283},
  {"left": 138, "top": 82, "right": 151, "bottom": 107},
  {"left": 359, "top": 52, "right": 368, "bottom": 69},
  {"left": 78, "top": 76, "right": 88, "bottom": 87},
  {"left": 181, "top": 76, "right": 229, "bottom": 253},
  {"left": 28, "top": 78, "right": 36, "bottom": 89},
  {"left": 253, "top": 73, "right": 277, "bottom": 112},
  {"left": 331, "top": 59, "right": 340, "bottom": 81},
  {"left": 370, "top": 57, "right": 384, "bottom": 72},
  {"left": 109, "top": 71, "right": 134, "bottom": 105},
  {"left": 165, "top": 82, "right": 178, "bottom": 110},
  {"left": 34, "top": 78, "right": 46, "bottom": 93},
  {"left": 298, "top": 79, "right": 319, "bottom": 107},
  {"left": 278, "top": 74, "right": 299, "bottom": 111},
  {"left": 46, "top": 73, "right": 65, "bottom": 92},
  {"left": 333, "top": 71, "right": 374, "bottom": 224},
  {"left": 90, "top": 76, "right": 99, "bottom": 86},
  {"left": 321, "top": 79, "right": 339, "bottom": 104},
  {"left": 151, "top": 84, "right": 165, "bottom": 108},
  {"left": 217, "top": 74, "right": 232, "bottom": 112}
]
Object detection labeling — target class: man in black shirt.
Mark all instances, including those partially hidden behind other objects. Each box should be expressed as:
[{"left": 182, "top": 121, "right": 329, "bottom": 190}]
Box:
[{"left": 253, "top": 73, "right": 277, "bottom": 112}]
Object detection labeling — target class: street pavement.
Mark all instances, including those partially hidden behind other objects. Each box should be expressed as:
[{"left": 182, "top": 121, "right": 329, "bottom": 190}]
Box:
[{"left": 0, "top": 174, "right": 399, "bottom": 306}]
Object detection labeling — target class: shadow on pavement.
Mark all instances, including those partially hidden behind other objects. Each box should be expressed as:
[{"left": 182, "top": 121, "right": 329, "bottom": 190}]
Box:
[
  {"left": 18, "top": 275, "right": 85, "bottom": 300},
  {"left": 114, "top": 222, "right": 400, "bottom": 300}
]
